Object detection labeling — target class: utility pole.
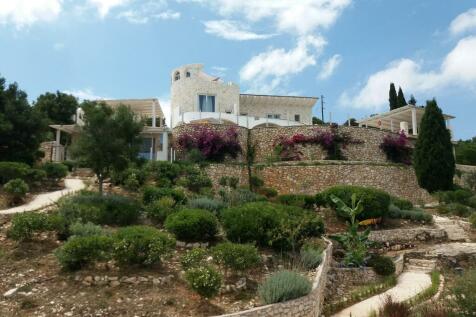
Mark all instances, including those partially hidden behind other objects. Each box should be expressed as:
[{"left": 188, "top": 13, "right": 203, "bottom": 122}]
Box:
[{"left": 320, "top": 95, "right": 325, "bottom": 122}]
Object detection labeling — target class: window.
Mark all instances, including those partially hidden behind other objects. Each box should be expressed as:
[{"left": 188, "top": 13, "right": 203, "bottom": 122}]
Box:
[
  {"left": 186, "top": 71, "right": 191, "bottom": 77},
  {"left": 267, "top": 114, "right": 281, "bottom": 119},
  {"left": 199, "top": 95, "right": 215, "bottom": 112},
  {"left": 294, "top": 114, "right": 300, "bottom": 122},
  {"left": 240, "top": 112, "right": 248, "bottom": 116},
  {"left": 174, "top": 71, "right": 180, "bottom": 81}
]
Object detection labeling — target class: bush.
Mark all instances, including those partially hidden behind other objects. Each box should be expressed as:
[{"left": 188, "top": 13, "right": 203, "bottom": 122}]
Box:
[
  {"left": 250, "top": 175, "right": 264, "bottom": 190},
  {"left": 436, "top": 189, "right": 473, "bottom": 205},
  {"left": 219, "top": 188, "right": 266, "bottom": 207},
  {"left": 469, "top": 213, "right": 476, "bottom": 228},
  {"left": 390, "top": 197, "right": 413, "bottom": 210},
  {"left": 258, "top": 187, "right": 278, "bottom": 198},
  {"left": 69, "top": 222, "right": 103, "bottom": 237},
  {"left": 165, "top": 209, "right": 218, "bottom": 242},
  {"left": 62, "top": 160, "right": 77, "bottom": 172},
  {"left": 41, "top": 162, "right": 68, "bottom": 183},
  {"left": 142, "top": 186, "right": 186, "bottom": 205},
  {"left": 319, "top": 185, "right": 391, "bottom": 220},
  {"left": 0, "top": 162, "right": 31, "bottom": 184},
  {"left": 299, "top": 245, "right": 323, "bottom": 270},
  {"left": 219, "top": 176, "right": 239, "bottom": 189},
  {"left": 187, "top": 197, "right": 225, "bottom": 214},
  {"left": 438, "top": 203, "right": 472, "bottom": 217},
  {"left": 58, "top": 192, "right": 141, "bottom": 226},
  {"left": 258, "top": 270, "right": 311, "bottom": 304},
  {"left": 368, "top": 255, "right": 395, "bottom": 276},
  {"left": 377, "top": 295, "right": 411, "bottom": 317},
  {"left": 7, "top": 212, "right": 50, "bottom": 241},
  {"left": 27, "top": 168, "right": 47, "bottom": 185},
  {"left": 112, "top": 226, "right": 175, "bottom": 266},
  {"left": 388, "top": 204, "right": 433, "bottom": 223},
  {"left": 185, "top": 266, "right": 222, "bottom": 299},
  {"left": 211, "top": 242, "right": 260, "bottom": 272},
  {"left": 146, "top": 161, "right": 182, "bottom": 184},
  {"left": 277, "top": 194, "right": 315, "bottom": 209},
  {"left": 111, "top": 167, "right": 146, "bottom": 189},
  {"left": 180, "top": 248, "right": 208, "bottom": 270},
  {"left": 145, "top": 196, "right": 176, "bottom": 223},
  {"left": 468, "top": 195, "right": 476, "bottom": 209},
  {"left": 55, "top": 235, "right": 113, "bottom": 271},
  {"left": 3, "top": 178, "right": 29, "bottom": 204},
  {"left": 177, "top": 172, "right": 212, "bottom": 193},
  {"left": 221, "top": 202, "right": 324, "bottom": 250},
  {"left": 451, "top": 268, "right": 476, "bottom": 316}
]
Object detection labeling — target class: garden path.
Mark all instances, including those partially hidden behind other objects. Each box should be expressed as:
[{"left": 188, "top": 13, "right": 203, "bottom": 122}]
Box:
[
  {"left": 433, "top": 215, "right": 470, "bottom": 242},
  {"left": 0, "top": 178, "right": 85, "bottom": 215}
]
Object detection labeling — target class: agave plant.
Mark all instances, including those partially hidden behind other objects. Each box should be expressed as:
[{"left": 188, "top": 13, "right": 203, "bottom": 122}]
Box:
[{"left": 329, "top": 193, "right": 371, "bottom": 267}]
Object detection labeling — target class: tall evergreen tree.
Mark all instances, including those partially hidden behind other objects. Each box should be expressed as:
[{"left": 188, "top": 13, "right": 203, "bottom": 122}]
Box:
[
  {"left": 34, "top": 91, "right": 78, "bottom": 125},
  {"left": 414, "top": 99, "right": 455, "bottom": 192},
  {"left": 0, "top": 77, "right": 47, "bottom": 164},
  {"left": 389, "top": 83, "right": 398, "bottom": 110},
  {"left": 397, "top": 87, "right": 407, "bottom": 108},
  {"left": 408, "top": 95, "right": 417, "bottom": 106}
]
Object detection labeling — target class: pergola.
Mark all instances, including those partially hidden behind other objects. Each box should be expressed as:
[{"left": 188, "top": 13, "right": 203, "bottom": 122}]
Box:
[{"left": 356, "top": 105, "right": 455, "bottom": 137}]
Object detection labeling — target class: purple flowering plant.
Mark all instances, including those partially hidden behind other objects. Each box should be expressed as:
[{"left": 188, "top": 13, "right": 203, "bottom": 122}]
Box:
[{"left": 379, "top": 131, "right": 412, "bottom": 165}]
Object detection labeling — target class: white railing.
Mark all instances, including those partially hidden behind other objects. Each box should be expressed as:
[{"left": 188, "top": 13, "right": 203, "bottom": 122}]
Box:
[{"left": 172, "top": 111, "right": 304, "bottom": 129}]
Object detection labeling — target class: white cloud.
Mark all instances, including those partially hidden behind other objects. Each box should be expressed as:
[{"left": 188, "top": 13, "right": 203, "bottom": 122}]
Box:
[
  {"left": 87, "top": 0, "right": 130, "bottom": 18},
  {"left": 240, "top": 35, "right": 327, "bottom": 93},
  {"left": 116, "top": 1, "right": 179, "bottom": 23},
  {"left": 0, "top": 0, "right": 62, "bottom": 28},
  {"left": 318, "top": 54, "right": 342, "bottom": 79},
  {"left": 155, "top": 10, "right": 180, "bottom": 20},
  {"left": 211, "top": 66, "right": 228, "bottom": 77},
  {"left": 450, "top": 8, "right": 476, "bottom": 35},
  {"left": 204, "top": 20, "right": 274, "bottom": 40},
  {"left": 63, "top": 89, "right": 108, "bottom": 101},
  {"left": 339, "top": 36, "right": 476, "bottom": 110}
]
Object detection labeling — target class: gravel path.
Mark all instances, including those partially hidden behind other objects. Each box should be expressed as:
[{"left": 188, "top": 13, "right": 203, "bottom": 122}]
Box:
[{"left": 0, "top": 178, "right": 85, "bottom": 215}]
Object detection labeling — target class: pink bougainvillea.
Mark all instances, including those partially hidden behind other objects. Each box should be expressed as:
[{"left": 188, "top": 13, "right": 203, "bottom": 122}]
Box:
[
  {"left": 176, "top": 125, "right": 242, "bottom": 162},
  {"left": 274, "top": 126, "right": 360, "bottom": 161},
  {"left": 380, "top": 131, "right": 412, "bottom": 165}
]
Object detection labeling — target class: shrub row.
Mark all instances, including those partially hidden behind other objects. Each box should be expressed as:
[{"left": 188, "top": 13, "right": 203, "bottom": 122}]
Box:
[
  {"left": 164, "top": 209, "right": 218, "bottom": 242},
  {"left": 388, "top": 204, "right": 433, "bottom": 223},
  {"left": 0, "top": 161, "right": 68, "bottom": 185}
]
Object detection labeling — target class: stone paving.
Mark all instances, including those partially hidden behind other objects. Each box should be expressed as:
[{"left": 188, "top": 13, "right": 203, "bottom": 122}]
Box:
[
  {"left": 433, "top": 215, "right": 470, "bottom": 242},
  {"left": 0, "top": 178, "right": 85, "bottom": 215}
]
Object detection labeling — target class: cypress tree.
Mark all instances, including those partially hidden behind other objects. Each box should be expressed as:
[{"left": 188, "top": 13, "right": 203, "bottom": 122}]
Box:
[
  {"left": 397, "top": 87, "right": 407, "bottom": 108},
  {"left": 389, "top": 83, "right": 398, "bottom": 110},
  {"left": 408, "top": 95, "right": 417, "bottom": 106},
  {"left": 414, "top": 99, "right": 455, "bottom": 192}
]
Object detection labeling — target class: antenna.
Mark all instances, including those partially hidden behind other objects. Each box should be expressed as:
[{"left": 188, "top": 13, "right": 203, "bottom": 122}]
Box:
[{"left": 320, "top": 95, "right": 325, "bottom": 122}]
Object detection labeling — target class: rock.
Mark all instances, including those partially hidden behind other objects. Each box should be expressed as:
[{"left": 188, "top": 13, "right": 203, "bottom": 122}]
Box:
[
  {"left": 236, "top": 278, "right": 246, "bottom": 290},
  {"left": 108, "top": 276, "right": 118, "bottom": 281},
  {"left": 84, "top": 276, "right": 93, "bottom": 283},
  {"left": 152, "top": 278, "right": 161, "bottom": 286},
  {"left": 138, "top": 277, "right": 148, "bottom": 283},
  {"left": 109, "top": 281, "right": 120, "bottom": 287},
  {"left": 3, "top": 287, "right": 18, "bottom": 298},
  {"left": 176, "top": 241, "right": 186, "bottom": 247},
  {"left": 124, "top": 277, "right": 137, "bottom": 284}
]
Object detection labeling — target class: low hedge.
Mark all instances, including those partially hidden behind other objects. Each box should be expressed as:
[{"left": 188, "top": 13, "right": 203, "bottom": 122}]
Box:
[
  {"left": 0, "top": 162, "right": 31, "bottom": 184},
  {"left": 319, "top": 185, "right": 391, "bottom": 220},
  {"left": 211, "top": 242, "right": 260, "bottom": 272},
  {"left": 390, "top": 196, "right": 413, "bottom": 210},
  {"left": 277, "top": 194, "right": 316, "bottom": 209},
  {"left": 258, "top": 270, "right": 311, "bottom": 304},
  {"left": 142, "top": 186, "right": 186, "bottom": 205},
  {"left": 165, "top": 209, "right": 218, "bottom": 242}
]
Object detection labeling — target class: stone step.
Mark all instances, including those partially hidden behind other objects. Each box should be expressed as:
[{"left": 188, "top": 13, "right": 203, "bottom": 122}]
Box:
[
  {"left": 405, "top": 265, "right": 434, "bottom": 273},
  {"left": 407, "top": 258, "right": 436, "bottom": 267}
]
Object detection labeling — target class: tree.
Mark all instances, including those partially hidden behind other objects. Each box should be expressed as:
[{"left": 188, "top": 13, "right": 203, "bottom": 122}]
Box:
[
  {"left": 312, "top": 116, "right": 324, "bottom": 125},
  {"left": 414, "top": 99, "right": 455, "bottom": 192},
  {"left": 0, "top": 77, "right": 47, "bottom": 164},
  {"left": 72, "top": 102, "right": 143, "bottom": 194},
  {"left": 455, "top": 138, "right": 476, "bottom": 166},
  {"left": 397, "top": 87, "right": 407, "bottom": 108},
  {"left": 389, "top": 83, "right": 398, "bottom": 110},
  {"left": 408, "top": 95, "right": 417, "bottom": 106},
  {"left": 34, "top": 91, "right": 78, "bottom": 125},
  {"left": 343, "top": 118, "right": 358, "bottom": 126}
]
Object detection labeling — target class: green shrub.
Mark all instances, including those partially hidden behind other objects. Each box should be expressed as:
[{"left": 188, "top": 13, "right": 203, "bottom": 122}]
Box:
[
  {"left": 319, "top": 185, "right": 391, "bottom": 220},
  {"left": 112, "top": 226, "right": 175, "bottom": 266},
  {"left": 258, "top": 270, "right": 311, "bottom": 304},
  {"left": 165, "top": 209, "right": 218, "bottom": 242},
  {"left": 388, "top": 204, "right": 433, "bottom": 223},
  {"left": 142, "top": 186, "right": 186, "bottom": 205},
  {"left": 145, "top": 196, "right": 176, "bottom": 223},
  {"left": 436, "top": 189, "right": 473, "bottom": 205},
  {"left": 221, "top": 202, "right": 324, "bottom": 250},
  {"left": 146, "top": 161, "right": 182, "bottom": 184},
  {"left": 111, "top": 167, "right": 146, "bottom": 189},
  {"left": 469, "top": 213, "right": 476, "bottom": 228},
  {"left": 438, "top": 203, "right": 472, "bottom": 217},
  {"left": 69, "top": 222, "right": 103, "bottom": 237},
  {"left": 211, "top": 242, "right": 260, "bottom": 272},
  {"left": 299, "top": 245, "right": 323, "bottom": 270},
  {"left": 277, "top": 194, "right": 315, "bottom": 209},
  {"left": 250, "top": 175, "right": 264, "bottom": 190},
  {"left": 185, "top": 266, "right": 222, "bottom": 299},
  {"left": 58, "top": 192, "right": 141, "bottom": 226},
  {"left": 177, "top": 172, "right": 212, "bottom": 193},
  {"left": 27, "top": 168, "right": 47, "bottom": 184},
  {"left": 187, "top": 197, "right": 225, "bottom": 214},
  {"left": 7, "top": 212, "right": 50, "bottom": 241},
  {"left": 258, "top": 187, "right": 278, "bottom": 198},
  {"left": 219, "top": 176, "right": 239, "bottom": 189},
  {"left": 41, "top": 162, "right": 68, "bottom": 183},
  {"left": 180, "top": 248, "right": 208, "bottom": 270},
  {"left": 368, "top": 255, "right": 395, "bottom": 276},
  {"left": 219, "top": 188, "right": 266, "bottom": 207},
  {"left": 314, "top": 193, "right": 326, "bottom": 207},
  {"left": 55, "top": 235, "right": 113, "bottom": 271},
  {"left": 0, "top": 162, "right": 31, "bottom": 184},
  {"left": 450, "top": 268, "right": 476, "bottom": 316},
  {"left": 3, "top": 178, "right": 29, "bottom": 204},
  {"left": 62, "top": 160, "right": 77, "bottom": 172},
  {"left": 468, "top": 195, "right": 476, "bottom": 209},
  {"left": 390, "top": 197, "right": 413, "bottom": 210}
]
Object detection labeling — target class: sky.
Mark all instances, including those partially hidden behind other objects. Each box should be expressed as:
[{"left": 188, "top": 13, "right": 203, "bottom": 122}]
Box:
[{"left": 0, "top": 0, "right": 475, "bottom": 140}]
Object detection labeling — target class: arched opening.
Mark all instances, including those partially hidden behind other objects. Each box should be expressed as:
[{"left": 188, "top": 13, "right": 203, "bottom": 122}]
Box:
[{"left": 174, "top": 71, "right": 180, "bottom": 81}]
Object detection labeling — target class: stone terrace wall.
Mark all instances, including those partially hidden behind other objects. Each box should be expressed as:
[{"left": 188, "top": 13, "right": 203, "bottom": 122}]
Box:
[
  {"left": 249, "top": 125, "right": 413, "bottom": 163},
  {"left": 214, "top": 240, "right": 333, "bottom": 317},
  {"left": 205, "top": 164, "right": 249, "bottom": 189},
  {"left": 172, "top": 123, "right": 249, "bottom": 163},
  {"left": 254, "top": 162, "right": 434, "bottom": 204}
]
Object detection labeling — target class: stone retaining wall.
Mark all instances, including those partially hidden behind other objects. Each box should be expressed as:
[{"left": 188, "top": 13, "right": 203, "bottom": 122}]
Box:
[
  {"left": 214, "top": 240, "right": 333, "bottom": 317},
  {"left": 369, "top": 227, "right": 447, "bottom": 245}
]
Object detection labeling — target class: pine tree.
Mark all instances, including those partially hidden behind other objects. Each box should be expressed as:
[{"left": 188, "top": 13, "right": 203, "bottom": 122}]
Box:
[
  {"left": 397, "top": 87, "right": 407, "bottom": 108},
  {"left": 414, "top": 99, "right": 455, "bottom": 192},
  {"left": 408, "top": 95, "right": 417, "bottom": 106},
  {"left": 389, "top": 83, "right": 398, "bottom": 110}
]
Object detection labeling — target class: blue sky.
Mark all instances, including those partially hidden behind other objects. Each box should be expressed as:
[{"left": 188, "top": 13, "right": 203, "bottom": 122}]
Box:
[{"left": 0, "top": 0, "right": 475, "bottom": 139}]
